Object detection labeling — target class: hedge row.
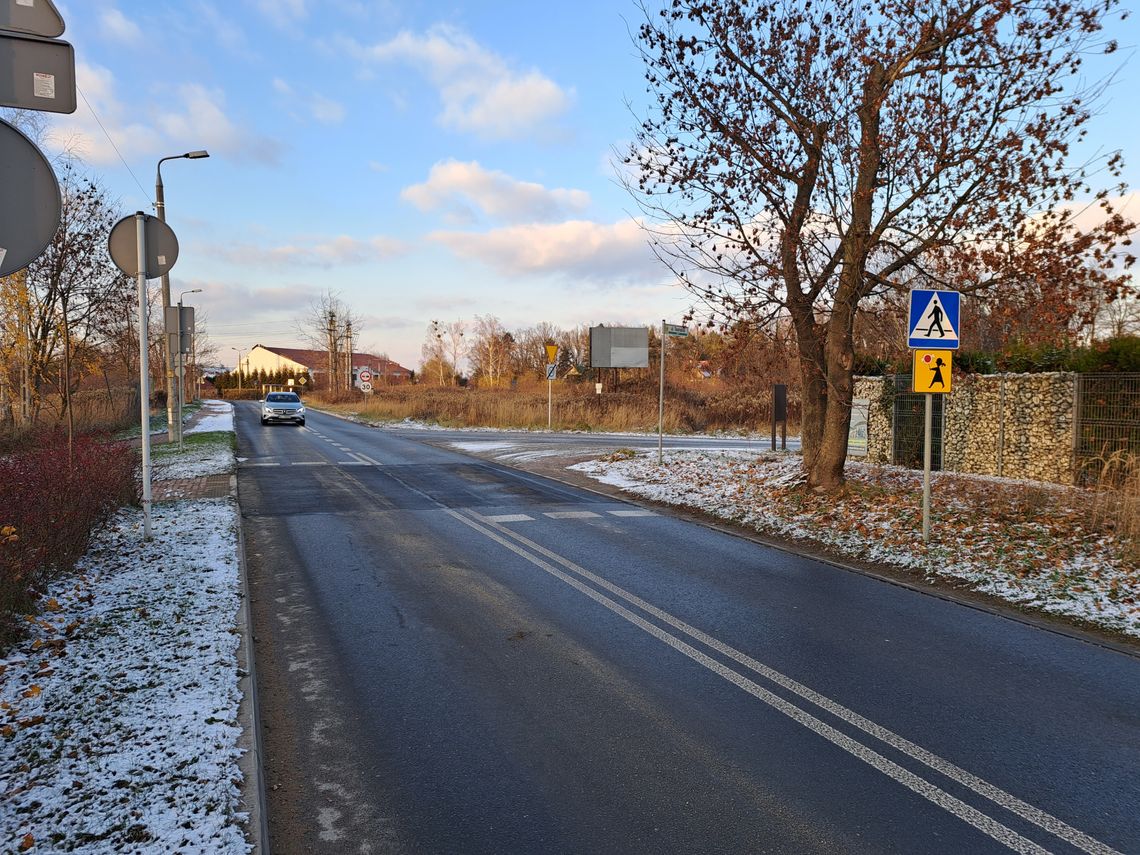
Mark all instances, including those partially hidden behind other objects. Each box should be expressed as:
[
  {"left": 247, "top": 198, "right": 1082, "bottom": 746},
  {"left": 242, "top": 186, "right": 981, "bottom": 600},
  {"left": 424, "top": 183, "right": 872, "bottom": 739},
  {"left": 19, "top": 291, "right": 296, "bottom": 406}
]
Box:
[
  {"left": 0, "top": 431, "right": 139, "bottom": 648},
  {"left": 856, "top": 335, "right": 1140, "bottom": 376}
]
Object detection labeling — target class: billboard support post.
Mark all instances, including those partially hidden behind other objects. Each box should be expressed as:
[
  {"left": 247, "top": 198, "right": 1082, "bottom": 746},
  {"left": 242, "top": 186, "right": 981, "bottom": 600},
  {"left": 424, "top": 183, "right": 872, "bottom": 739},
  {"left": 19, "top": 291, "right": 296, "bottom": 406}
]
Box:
[{"left": 658, "top": 321, "right": 666, "bottom": 465}]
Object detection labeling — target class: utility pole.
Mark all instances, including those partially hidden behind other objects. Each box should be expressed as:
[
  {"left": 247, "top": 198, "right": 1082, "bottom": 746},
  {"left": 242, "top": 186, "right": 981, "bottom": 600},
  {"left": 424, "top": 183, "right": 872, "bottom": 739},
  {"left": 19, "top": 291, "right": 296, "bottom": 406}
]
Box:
[
  {"left": 327, "top": 310, "right": 337, "bottom": 393},
  {"left": 345, "top": 319, "right": 353, "bottom": 391}
]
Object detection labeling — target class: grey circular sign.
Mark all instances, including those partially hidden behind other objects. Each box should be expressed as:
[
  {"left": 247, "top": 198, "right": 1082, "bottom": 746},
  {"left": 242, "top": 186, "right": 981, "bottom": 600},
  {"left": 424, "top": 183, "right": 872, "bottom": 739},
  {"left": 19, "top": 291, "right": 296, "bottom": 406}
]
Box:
[
  {"left": 108, "top": 212, "right": 179, "bottom": 278},
  {"left": 0, "top": 119, "right": 62, "bottom": 278}
]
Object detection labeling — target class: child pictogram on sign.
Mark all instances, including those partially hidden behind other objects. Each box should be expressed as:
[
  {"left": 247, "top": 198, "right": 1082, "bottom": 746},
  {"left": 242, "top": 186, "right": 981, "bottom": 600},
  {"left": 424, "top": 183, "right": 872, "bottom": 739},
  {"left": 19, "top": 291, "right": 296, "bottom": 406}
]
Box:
[{"left": 930, "top": 356, "right": 946, "bottom": 388}]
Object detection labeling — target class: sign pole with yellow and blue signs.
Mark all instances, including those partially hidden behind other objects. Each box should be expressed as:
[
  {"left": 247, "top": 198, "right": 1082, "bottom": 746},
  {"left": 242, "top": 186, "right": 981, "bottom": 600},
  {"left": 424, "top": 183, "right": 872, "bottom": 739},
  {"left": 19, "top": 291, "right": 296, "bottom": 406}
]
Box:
[{"left": 907, "top": 290, "right": 961, "bottom": 543}]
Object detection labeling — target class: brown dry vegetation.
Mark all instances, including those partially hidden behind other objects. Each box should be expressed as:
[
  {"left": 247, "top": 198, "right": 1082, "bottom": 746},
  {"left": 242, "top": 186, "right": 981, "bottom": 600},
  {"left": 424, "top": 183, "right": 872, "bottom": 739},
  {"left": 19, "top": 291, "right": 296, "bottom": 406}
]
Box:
[{"left": 313, "top": 380, "right": 798, "bottom": 435}]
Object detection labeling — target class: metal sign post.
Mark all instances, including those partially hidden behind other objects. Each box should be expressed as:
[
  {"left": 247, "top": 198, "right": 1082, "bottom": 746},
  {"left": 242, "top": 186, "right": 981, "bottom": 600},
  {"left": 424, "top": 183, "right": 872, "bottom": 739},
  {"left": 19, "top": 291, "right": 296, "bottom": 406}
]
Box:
[
  {"left": 658, "top": 321, "right": 666, "bottom": 464},
  {"left": 544, "top": 343, "right": 558, "bottom": 431},
  {"left": 923, "top": 394, "right": 932, "bottom": 542},
  {"left": 907, "top": 292, "right": 960, "bottom": 544},
  {"left": 109, "top": 212, "right": 181, "bottom": 541},
  {"left": 134, "top": 214, "right": 153, "bottom": 540},
  {"left": 658, "top": 322, "right": 689, "bottom": 464}
]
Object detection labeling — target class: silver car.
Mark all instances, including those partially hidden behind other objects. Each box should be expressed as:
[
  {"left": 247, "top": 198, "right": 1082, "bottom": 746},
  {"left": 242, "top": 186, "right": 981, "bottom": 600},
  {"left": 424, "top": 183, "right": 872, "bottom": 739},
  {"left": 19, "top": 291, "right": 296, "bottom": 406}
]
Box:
[{"left": 260, "top": 392, "right": 306, "bottom": 426}]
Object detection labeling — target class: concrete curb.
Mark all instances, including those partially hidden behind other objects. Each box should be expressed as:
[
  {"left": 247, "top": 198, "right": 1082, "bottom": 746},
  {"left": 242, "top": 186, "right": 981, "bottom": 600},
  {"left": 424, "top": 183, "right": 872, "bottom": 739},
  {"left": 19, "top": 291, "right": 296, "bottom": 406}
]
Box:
[{"left": 231, "top": 447, "right": 271, "bottom": 853}]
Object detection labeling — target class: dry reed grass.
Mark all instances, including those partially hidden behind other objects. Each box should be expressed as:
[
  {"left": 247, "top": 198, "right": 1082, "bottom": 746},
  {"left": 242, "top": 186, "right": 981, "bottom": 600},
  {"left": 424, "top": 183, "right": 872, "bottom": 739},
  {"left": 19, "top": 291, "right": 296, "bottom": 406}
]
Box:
[
  {"left": 1082, "top": 449, "right": 1140, "bottom": 560},
  {"left": 314, "top": 384, "right": 792, "bottom": 435}
]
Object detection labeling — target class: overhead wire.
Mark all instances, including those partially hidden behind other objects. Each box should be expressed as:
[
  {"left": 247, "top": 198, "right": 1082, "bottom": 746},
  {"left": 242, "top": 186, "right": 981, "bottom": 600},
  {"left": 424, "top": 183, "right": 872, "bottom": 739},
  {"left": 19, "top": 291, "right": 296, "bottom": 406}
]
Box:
[{"left": 76, "top": 85, "right": 151, "bottom": 206}]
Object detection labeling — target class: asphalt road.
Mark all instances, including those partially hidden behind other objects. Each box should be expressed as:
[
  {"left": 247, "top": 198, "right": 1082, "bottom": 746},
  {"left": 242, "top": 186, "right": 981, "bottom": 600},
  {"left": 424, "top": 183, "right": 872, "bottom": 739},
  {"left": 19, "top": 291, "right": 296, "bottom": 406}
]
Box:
[{"left": 236, "top": 403, "right": 1140, "bottom": 855}]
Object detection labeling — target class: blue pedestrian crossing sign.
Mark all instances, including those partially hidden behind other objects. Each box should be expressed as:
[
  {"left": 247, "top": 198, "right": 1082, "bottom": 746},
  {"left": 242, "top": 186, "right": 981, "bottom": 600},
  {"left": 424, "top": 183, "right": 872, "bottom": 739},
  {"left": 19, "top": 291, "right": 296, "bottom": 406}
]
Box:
[{"left": 907, "top": 289, "right": 960, "bottom": 349}]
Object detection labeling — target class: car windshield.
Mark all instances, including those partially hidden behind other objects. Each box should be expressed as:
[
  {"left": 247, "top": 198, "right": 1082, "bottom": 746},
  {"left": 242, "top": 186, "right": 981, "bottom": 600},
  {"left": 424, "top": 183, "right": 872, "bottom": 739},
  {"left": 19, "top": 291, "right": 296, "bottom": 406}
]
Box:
[{"left": 266, "top": 393, "right": 300, "bottom": 403}]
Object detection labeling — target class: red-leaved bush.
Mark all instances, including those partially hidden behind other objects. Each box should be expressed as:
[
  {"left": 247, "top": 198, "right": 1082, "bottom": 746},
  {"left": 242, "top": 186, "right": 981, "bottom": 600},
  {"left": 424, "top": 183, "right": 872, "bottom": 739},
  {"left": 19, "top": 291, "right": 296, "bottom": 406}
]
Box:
[{"left": 0, "top": 430, "right": 139, "bottom": 647}]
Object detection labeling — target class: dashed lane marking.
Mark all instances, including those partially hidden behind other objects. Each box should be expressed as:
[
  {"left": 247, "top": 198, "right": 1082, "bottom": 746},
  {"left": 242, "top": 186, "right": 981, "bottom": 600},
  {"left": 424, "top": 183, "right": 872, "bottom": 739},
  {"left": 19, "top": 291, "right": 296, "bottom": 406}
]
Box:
[
  {"left": 543, "top": 511, "right": 601, "bottom": 520},
  {"left": 608, "top": 509, "right": 657, "bottom": 517},
  {"left": 484, "top": 514, "right": 535, "bottom": 523}
]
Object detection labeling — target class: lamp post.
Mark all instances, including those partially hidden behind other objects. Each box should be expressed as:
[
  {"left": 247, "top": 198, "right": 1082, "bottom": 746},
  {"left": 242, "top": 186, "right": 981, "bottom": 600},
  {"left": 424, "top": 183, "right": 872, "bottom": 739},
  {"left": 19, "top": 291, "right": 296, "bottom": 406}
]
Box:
[
  {"left": 229, "top": 344, "right": 242, "bottom": 392},
  {"left": 176, "top": 288, "right": 201, "bottom": 451},
  {"left": 156, "top": 150, "right": 209, "bottom": 444}
]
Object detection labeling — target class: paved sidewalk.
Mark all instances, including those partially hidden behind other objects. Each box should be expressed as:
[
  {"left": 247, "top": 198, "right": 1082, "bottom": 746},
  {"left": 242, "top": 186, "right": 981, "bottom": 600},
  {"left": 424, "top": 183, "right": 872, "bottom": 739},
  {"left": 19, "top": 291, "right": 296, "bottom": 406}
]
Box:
[{"left": 153, "top": 473, "right": 235, "bottom": 501}]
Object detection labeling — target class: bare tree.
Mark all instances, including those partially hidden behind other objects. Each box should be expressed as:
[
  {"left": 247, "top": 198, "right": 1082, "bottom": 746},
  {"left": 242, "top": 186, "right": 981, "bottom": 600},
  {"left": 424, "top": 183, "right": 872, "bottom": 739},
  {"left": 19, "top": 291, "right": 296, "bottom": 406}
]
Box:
[
  {"left": 627, "top": 0, "right": 1134, "bottom": 489},
  {"left": 467, "top": 314, "right": 513, "bottom": 387},
  {"left": 421, "top": 320, "right": 455, "bottom": 386},
  {"left": 296, "top": 290, "right": 363, "bottom": 392},
  {"left": 0, "top": 163, "right": 129, "bottom": 446},
  {"left": 442, "top": 319, "right": 467, "bottom": 382}
]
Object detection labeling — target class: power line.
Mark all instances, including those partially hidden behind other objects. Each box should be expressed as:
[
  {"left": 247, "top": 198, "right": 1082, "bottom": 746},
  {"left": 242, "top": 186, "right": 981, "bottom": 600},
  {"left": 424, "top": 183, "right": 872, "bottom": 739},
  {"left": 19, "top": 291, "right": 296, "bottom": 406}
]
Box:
[{"left": 76, "top": 85, "right": 151, "bottom": 205}]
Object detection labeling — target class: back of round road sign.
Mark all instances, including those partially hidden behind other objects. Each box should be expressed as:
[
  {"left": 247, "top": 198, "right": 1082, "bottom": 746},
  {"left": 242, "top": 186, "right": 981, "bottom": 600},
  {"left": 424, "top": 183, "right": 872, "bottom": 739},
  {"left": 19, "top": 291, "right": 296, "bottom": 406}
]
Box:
[
  {"left": 108, "top": 213, "right": 180, "bottom": 279},
  {"left": 0, "top": 119, "right": 62, "bottom": 278}
]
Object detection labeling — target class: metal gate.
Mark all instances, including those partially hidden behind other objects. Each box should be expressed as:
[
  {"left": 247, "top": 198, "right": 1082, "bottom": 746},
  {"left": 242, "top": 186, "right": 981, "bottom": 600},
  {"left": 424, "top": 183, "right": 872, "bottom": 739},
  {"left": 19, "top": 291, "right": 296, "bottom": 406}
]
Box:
[
  {"left": 1074, "top": 373, "right": 1140, "bottom": 482},
  {"left": 892, "top": 375, "right": 943, "bottom": 470}
]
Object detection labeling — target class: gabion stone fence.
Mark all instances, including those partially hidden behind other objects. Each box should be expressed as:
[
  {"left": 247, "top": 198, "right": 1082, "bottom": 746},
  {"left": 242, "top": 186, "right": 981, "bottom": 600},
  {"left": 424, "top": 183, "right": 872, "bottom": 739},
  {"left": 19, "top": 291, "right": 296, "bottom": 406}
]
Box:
[{"left": 851, "top": 372, "right": 1140, "bottom": 486}]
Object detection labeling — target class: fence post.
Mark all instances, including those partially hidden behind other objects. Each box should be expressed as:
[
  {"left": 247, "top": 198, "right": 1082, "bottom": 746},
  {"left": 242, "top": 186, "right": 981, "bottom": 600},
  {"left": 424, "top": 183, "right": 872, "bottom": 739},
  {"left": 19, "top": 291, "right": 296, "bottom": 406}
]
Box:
[
  {"left": 997, "top": 375, "right": 1005, "bottom": 478},
  {"left": 1071, "top": 373, "right": 1081, "bottom": 485}
]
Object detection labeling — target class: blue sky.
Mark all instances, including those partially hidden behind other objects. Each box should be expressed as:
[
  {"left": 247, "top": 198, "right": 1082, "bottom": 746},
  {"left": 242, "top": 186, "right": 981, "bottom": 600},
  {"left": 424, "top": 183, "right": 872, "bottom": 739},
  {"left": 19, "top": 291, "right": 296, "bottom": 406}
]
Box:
[{"left": 40, "top": 1, "right": 1140, "bottom": 371}]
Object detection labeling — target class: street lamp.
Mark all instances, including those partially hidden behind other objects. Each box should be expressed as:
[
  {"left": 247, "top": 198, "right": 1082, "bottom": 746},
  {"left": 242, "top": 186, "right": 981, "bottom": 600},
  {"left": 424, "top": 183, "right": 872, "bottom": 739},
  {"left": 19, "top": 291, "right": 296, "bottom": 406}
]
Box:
[
  {"left": 156, "top": 150, "right": 209, "bottom": 444},
  {"left": 176, "top": 289, "right": 202, "bottom": 451},
  {"left": 231, "top": 346, "right": 244, "bottom": 391}
]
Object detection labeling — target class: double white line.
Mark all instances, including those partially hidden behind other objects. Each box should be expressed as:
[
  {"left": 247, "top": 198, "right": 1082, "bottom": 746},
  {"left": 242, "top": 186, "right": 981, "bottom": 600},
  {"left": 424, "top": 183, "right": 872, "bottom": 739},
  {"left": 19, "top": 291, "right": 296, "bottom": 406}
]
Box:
[{"left": 448, "top": 507, "right": 1121, "bottom": 855}]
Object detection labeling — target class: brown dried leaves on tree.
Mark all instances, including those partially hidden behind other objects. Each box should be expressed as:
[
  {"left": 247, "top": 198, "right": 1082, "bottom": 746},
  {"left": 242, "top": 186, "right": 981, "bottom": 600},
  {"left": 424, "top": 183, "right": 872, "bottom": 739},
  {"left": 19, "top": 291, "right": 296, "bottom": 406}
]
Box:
[{"left": 626, "top": 0, "right": 1135, "bottom": 489}]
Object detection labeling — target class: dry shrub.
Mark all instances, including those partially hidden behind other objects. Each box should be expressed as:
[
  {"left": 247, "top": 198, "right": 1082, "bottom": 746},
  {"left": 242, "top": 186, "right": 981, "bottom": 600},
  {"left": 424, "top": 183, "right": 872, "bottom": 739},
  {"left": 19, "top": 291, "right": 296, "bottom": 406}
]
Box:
[
  {"left": 1083, "top": 449, "right": 1140, "bottom": 560},
  {"left": 0, "top": 430, "right": 139, "bottom": 648},
  {"left": 319, "top": 383, "right": 787, "bottom": 434}
]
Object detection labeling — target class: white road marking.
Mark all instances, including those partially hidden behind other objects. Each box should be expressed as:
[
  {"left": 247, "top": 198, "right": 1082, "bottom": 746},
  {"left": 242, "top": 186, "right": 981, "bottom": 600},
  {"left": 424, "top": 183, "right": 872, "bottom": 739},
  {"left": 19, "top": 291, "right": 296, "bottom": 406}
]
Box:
[
  {"left": 243, "top": 462, "right": 280, "bottom": 467},
  {"left": 543, "top": 511, "right": 601, "bottom": 519},
  {"left": 608, "top": 509, "right": 657, "bottom": 517},
  {"left": 484, "top": 514, "right": 534, "bottom": 523},
  {"left": 340, "top": 461, "right": 370, "bottom": 466},
  {"left": 292, "top": 461, "right": 327, "bottom": 466},
  {"left": 449, "top": 509, "right": 1121, "bottom": 855}
]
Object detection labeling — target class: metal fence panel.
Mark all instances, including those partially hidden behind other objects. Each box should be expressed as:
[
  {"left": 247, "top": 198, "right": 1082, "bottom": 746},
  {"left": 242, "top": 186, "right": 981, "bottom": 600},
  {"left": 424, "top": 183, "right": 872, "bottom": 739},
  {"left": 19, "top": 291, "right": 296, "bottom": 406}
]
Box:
[
  {"left": 1074, "top": 373, "right": 1140, "bottom": 480},
  {"left": 892, "top": 375, "right": 942, "bottom": 470}
]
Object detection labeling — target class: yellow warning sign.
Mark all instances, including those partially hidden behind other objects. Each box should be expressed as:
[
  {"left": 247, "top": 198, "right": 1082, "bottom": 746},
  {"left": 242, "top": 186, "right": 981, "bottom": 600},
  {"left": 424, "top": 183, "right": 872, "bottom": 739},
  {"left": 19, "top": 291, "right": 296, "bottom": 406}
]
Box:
[
  {"left": 912, "top": 350, "right": 952, "bottom": 393},
  {"left": 545, "top": 343, "right": 559, "bottom": 363}
]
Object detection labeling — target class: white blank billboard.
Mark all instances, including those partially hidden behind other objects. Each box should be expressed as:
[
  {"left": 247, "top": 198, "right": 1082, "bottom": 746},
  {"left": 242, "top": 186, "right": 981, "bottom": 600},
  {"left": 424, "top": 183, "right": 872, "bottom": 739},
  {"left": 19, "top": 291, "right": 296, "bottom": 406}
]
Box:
[{"left": 590, "top": 326, "right": 649, "bottom": 368}]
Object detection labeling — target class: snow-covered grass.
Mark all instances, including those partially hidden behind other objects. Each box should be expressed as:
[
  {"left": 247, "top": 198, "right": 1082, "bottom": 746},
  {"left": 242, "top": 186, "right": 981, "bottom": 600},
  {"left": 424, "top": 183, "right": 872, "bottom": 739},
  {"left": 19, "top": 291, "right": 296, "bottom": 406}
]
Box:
[
  {"left": 0, "top": 402, "right": 250, "bottom": 853},
  {"left": 151, "top": 433, "right": 236, "bottom": 482},
  {"left": 572, "top": 450, "right": 1140, "bottom": 639}
]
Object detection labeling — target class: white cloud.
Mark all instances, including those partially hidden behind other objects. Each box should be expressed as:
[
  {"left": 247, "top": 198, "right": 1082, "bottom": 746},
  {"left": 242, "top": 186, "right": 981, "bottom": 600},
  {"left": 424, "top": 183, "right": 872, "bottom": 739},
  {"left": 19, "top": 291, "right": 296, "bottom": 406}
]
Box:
[
  {"left": 45, "top": 65, "right": 280, "bottom": 167},
  {"left": 308, "top": 95, "right": 346, "bottom": 125},
  {"left": 46, "top": 62, "right": 161, "bottom": 164},
  {"left": 99, "top": 8, "right": 142, "bottom": 44},
  {"left": 193, "top": 2, "right": 249, "bottom": 53},
  {"left": 273, "top": 78, "right": 345, "bottom": 125},
  {"left": 254, "top": 0, "right": 307, "bottom": 28},
  {"left": 355, "top": 25, "right": 573, "bottom": 140},
  {"left": 429, "top": 219, "right": 659, "bottom": 284},
  {"left": 402, "top": 160, "right": 590, "bottom": 224},
  {"left": 156, "top": 84, "right": 282, "bottom": 164},
  {"left": 218, "top": 235, "right": 409, "bottom": 268}
]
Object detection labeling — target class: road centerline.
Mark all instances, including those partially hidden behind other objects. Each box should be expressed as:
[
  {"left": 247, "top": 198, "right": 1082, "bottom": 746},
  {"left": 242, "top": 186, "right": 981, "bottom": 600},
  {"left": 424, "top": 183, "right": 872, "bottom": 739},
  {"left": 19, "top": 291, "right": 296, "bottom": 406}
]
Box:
[{"left": 453, "top": 508, "right": 1120, "bottom": 855}]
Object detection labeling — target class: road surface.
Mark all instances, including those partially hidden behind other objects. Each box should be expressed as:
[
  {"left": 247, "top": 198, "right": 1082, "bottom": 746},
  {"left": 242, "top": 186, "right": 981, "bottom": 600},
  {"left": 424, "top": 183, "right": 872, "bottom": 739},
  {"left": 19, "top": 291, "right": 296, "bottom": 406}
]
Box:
[{"left": 236, "top": 403, "right": 1140, "bottom": 855}]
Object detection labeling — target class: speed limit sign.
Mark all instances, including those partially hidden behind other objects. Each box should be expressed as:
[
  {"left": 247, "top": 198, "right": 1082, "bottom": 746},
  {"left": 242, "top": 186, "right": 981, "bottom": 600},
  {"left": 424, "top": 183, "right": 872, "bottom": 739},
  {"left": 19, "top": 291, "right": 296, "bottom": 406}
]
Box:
[{"left": 360, "top": 381, "right": 373, "bottom": 392}]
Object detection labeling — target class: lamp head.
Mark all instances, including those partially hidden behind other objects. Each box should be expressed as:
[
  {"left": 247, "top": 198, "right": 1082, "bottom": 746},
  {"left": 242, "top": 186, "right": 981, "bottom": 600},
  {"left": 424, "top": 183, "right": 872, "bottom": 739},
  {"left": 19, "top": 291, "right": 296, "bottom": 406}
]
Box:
[{"left": 186, "top": 150, "right": 210, "bottom": 159}]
